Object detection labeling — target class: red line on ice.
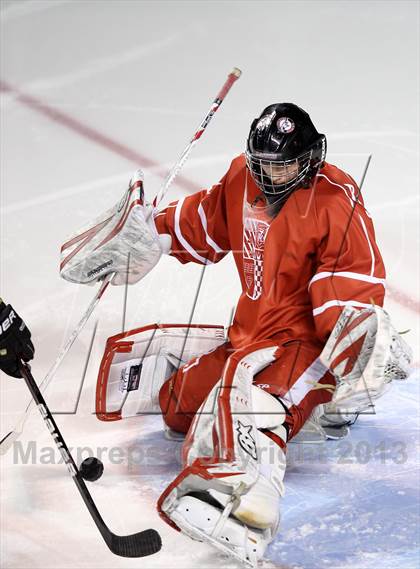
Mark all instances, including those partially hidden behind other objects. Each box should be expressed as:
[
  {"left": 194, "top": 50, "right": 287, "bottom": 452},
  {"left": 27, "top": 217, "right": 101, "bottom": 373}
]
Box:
[
  {"left": 2, "top": 80, "right": 419, "bottom": 317},
  {"left": 386, "top": 284, "right": 420, "bottom": 315},
  {"left": 0, "top": 80, "right": 199, "bottom": 194}
]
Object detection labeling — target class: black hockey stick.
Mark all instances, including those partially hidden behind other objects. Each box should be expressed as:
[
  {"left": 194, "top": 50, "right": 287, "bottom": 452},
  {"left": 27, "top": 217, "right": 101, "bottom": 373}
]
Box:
[{"left": 18, "top": 361, "right": 162, "bottom": 558}]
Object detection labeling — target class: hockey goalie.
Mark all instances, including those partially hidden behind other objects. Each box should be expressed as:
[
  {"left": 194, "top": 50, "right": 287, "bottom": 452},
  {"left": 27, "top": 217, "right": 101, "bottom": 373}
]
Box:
[{"left": 60, "top": 103, "right": 413, "bottom": 566}]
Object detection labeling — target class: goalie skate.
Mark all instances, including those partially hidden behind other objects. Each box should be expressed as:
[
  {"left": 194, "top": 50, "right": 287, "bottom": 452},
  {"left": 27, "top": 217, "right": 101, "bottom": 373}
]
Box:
[{"left": 165, "top": 493, "right": 271, "bottom": 568}]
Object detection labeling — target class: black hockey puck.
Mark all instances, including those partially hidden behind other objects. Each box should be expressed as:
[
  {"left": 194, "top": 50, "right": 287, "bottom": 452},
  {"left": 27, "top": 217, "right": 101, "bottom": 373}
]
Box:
[{"left": 80, "top": 457, "right": 104, "bottom": 482}]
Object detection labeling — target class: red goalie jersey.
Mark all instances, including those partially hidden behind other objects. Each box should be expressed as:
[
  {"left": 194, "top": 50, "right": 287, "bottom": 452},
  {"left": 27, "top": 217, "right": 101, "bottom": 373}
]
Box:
[{"left": 154, "top": 155, "right": 385, "bottom": 349}]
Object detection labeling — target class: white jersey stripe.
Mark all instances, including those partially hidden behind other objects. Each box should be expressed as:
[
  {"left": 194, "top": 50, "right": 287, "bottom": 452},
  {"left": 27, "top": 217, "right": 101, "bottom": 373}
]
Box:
[
  {"left": 154, "top": 203, "right": 177, "bottom": 219},
  {"left": 282, "top": 357, "right": 328, "bottom": 406},
  {"left": 358, "top": 214, "right": 375, "bottom": 276},
  {"left": 309, "top": 271, "right": 386, "bottom": 288},
  {"left": 313, "top": 299, "right": 372, "bottom": 316},
  {"left": 316, "top": 173, "right": 355, "bottom": 207},
  {"left": 174, "top": 198, "right": 213, "bottom": 265},
  {"left": 197, "top": 203, "right": 224, "bottom": 254}
]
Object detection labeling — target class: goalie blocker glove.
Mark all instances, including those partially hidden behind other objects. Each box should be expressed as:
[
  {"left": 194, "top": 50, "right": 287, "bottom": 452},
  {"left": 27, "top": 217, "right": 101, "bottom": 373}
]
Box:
[
  {"left": 60, "top": 170, "right": 171, "bottom": 286},
  {"left": 319, "top": 305, "right": 413, "bottom": 413},
  {"left": 0, "top": 299, "right": 34, "bottom": 378}
]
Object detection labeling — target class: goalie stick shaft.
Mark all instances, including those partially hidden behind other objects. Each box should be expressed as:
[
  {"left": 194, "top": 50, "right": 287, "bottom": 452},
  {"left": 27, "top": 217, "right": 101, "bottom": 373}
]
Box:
[
  {"left": 0, "top": 67, "right": 242, "bottom": 454},
  {"left": 18, "top": 361, "right": 162, "bottom": 557},
  {"left": 153, "top": 67, "right": 242, "bottom": 207},
  {"left": 0, "top": 275, "right": 112, "bottom": 455}
]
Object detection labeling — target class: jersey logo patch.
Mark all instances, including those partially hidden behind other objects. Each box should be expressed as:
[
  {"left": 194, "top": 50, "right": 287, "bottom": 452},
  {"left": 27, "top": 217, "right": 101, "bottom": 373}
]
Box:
[{"left": 243, "top": 216, "right": 270, "bottom": 300}]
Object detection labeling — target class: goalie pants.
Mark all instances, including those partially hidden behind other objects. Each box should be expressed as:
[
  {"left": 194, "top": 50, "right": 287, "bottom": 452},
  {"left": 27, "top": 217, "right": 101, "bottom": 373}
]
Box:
[{"left": 158, "top": 340, "right": 335, "bottom": 441}]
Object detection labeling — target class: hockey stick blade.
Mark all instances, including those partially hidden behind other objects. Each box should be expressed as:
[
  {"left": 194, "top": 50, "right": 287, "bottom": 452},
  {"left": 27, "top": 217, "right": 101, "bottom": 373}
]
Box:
[
  {"left": 108, "top": 528, "right": 162, "bottom": 558},
  {"left": 19, "top": 362, "right": 162, "bottom": 558},
  {"left": 0, "top": 426, "right": 22, "bottom": 455}
]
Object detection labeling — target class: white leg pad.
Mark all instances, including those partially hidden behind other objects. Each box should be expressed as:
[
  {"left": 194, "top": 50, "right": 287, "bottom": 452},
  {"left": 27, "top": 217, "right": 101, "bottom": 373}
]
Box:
[{"left": 158, "top": 344, "right": 289, "bottom": 566}]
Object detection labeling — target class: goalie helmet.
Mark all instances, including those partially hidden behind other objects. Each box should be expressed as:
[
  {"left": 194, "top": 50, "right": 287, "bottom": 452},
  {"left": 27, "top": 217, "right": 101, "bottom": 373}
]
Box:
[{"left": 246, "top": 103, "right": 326, "bottom": 204}]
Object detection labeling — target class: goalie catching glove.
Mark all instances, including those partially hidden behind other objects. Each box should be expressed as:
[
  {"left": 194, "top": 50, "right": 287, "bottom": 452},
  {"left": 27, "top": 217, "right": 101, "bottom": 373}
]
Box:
[{"left": 60, "top": 170, "right": 170, "bottom": 286}]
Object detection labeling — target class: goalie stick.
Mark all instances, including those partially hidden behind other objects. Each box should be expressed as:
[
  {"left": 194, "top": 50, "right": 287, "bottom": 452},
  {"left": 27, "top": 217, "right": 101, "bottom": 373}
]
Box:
[
  {"left": 18, "top": 361, "right": 162, "bottom": 557},
  {"left": 153, "top": 67, "right": 242, "bottom": 206},
  {"left": 0, "top": 67, "right": 242, "bottom": 455}
]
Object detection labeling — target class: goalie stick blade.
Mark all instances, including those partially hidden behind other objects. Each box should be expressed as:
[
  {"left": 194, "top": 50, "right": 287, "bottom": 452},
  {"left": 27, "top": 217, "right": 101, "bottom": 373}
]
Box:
[
  {"left": 0, "top": 429, "right": 20, "bottom": 455},
  {"left": 108, "top": 528, "right": 162, "bottom": 558}
]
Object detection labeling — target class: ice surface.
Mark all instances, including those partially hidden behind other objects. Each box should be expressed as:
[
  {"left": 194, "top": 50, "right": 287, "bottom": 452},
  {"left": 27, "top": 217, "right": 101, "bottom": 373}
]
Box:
[{"left": 1, "top": 1, "right": 419, "bottom": 568}]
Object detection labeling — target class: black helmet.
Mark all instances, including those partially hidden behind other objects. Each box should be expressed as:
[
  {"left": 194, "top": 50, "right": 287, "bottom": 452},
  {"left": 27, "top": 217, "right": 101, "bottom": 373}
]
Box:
[{"left": 246, "top": 103, "right": 326, "bottom": 203}]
